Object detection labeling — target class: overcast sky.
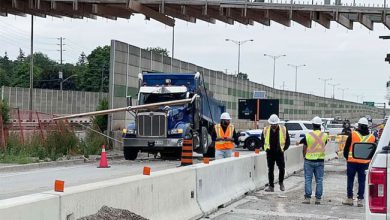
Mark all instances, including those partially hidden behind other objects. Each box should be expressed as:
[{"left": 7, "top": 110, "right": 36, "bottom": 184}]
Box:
[{"left": 1, "top": 8, "right": 390, "bottom": 105}]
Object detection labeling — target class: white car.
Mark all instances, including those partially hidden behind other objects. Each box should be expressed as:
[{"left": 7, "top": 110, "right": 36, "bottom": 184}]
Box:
[
  {"left": 284, "top": 120, "right": 325, "bottom": 144},
  {"left": 327, "top": 123, "right": 344, "bottom": 136},
  {"left": 359, "top": 118, "right": 390, "bottom": 219},
  {"left": 238, "top": 129, "right": 262, "bottom": 151}
]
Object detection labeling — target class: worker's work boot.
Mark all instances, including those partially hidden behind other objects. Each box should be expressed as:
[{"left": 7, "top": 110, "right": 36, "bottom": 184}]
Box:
[
  {"left": 264, "top": 186, "right": 274, "bottom": 192},
  {"left": 357, "top": 199, "right": 364, "bottom": 207},
  {"left": 302, "top": 197, "right": 311, "bottom": 204},
  {"left": 280, "top": 183, "right": 285, "bottom": 191},
  {"left": 342, "top": 198, "right": 354, "bottom": 206},
  {"left": 315, "top": 198, "right": 321, "bottom": 205}
]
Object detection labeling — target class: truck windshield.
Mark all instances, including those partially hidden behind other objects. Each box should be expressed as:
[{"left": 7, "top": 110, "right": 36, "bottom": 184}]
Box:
[{"left": 140, "top": 93, "right": 187, "bottom": 104}]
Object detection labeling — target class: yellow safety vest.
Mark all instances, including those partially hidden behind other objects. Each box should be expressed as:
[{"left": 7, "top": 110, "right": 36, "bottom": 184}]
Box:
[
  {"left": 215, "top": 124, "right": 235, "bottom": 150},
  {"left": 263, "top": 125, "right": 286, "bottom": 152},
  {"left": 305, "top": 130, "right": 328, "bottom": 160}
]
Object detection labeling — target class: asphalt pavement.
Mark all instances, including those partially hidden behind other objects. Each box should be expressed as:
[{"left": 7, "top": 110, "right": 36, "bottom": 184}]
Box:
[{"left": 203, "top": 158, "right": 365, "bottom": 220}]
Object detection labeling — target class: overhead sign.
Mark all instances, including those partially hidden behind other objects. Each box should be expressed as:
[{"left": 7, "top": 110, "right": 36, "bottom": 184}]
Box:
[
  {"left": 238, "top": 99, "right": 279, "bottom": 121},
  {"left": 363, "top": 101, "right": 375, "bottom": 107}
]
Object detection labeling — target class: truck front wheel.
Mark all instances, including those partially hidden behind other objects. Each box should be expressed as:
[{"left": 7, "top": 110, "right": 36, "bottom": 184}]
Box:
[{"left": 124, "top": 148, "right": 138, "bottom": 160}]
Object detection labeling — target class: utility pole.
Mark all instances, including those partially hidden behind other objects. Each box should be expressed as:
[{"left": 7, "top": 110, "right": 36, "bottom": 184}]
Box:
[
  {"left": 58, "top": 37, "right": 66, "bottom": 90},
  {"left": 171, "top": 25, "right": 174, "bottom": 72},
  {"left": 264, "top": 54, "right": 287, "bottom": 88},
  {"left": 287, "top": 64, "right": 306, "bottom": 92},
  {"left": 328, "top": 82, "right": 340, "bottom": 99},
  {"left": 29, "top": 15, "right": 34, "bottom": 121}
]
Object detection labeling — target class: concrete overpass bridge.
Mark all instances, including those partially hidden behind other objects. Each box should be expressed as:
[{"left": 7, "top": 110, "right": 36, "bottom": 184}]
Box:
[{"left": 1, "top": 0, "right": 390, "bottom": 30}]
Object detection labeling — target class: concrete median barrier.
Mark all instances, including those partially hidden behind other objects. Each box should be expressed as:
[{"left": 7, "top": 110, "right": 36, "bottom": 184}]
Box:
[
  {"left": 194, "top": 155, "right": 256, "bottom": 215},
  {"left": 252, "top": 152, "right": 269, "bottom": 189},
  {"left": 51, "top": 166, "right": 202, "bottom": 220},
  {"left": 0, "top": 193, "right": 60, "bottom": 220},
  {"left": 285, "top": 146, "right": 304, "bottom": 176},
  {"left": 0, "top": 145, "right": 338, "bottom": 220}
]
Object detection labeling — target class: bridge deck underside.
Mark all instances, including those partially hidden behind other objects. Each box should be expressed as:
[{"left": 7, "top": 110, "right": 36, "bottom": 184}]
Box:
[{"left": 1, "top": 0, "right": 390, "bottom": 30}]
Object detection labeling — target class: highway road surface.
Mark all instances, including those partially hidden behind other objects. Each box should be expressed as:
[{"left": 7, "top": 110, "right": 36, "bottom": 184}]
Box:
[{"left": 203, "top": 158, "right": 364, "bottom": 220}]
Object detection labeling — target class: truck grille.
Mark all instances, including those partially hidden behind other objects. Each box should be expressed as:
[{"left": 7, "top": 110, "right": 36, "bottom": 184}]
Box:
[{"left": 137, "top": 112, "right": 166, "bottom": 137}]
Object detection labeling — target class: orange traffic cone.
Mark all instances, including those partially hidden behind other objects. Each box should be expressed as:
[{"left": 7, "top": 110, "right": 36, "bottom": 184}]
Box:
[{"left": 98, "top": 145, "right": 110, "bottom": 168}]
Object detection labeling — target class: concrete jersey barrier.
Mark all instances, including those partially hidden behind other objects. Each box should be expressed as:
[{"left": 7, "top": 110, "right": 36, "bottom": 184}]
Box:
[
  {"left": 1, "top": 144, "right": 339, "bottom": 220},
  {"left": 194, "top": 155, "right": 256, "bottom": 215}
]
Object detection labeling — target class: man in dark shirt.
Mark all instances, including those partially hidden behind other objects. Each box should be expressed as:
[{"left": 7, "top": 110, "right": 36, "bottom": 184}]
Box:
[
  {"left": 342, "top": 117, "right": 376, "bottom": 207},
  {"left": 259, "top": 114, "right": 290, "bottom": 192}
]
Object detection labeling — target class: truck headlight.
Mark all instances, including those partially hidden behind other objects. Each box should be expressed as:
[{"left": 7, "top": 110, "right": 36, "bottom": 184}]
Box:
[{"left": 169, "top": 129, "right": 183, "bottom": 135}]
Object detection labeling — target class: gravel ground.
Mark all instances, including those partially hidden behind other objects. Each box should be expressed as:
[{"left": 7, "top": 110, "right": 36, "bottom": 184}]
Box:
[{"left": 78, "top": 206, "right": 149, "bottom": 220}]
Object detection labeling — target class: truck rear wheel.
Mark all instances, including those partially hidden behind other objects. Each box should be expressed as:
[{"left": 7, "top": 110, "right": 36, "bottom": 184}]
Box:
[{"left": 124, "top": 148, "right": 138, "bottom": 160}]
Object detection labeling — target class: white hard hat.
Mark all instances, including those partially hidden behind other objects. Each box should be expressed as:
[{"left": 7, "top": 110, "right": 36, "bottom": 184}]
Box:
[
  {"left": 268, "top": 114, "right": 280, "bottom": 125},
  {"left": 220, "top": 112, "right": 232, "bottom": 120},
  {"left": 311, "top": 116, "right": 323, "bottom": 125},
  {"left": 358, "top": 117, "right": 369, "bottom": 126}
]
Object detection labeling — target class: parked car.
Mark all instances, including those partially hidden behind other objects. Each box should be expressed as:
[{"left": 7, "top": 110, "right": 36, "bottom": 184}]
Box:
[
  {"left": 327, "top": 123, "right": 344, "bottom": 136},
  {"left": 239, "top": 129, "right": 262, "bottom": 151},
  {"left": 284, "top": 120, "right": 325, "bottom": 144},
  {"left": 357, "top": 117, "right": 390, "bottom": 219}
]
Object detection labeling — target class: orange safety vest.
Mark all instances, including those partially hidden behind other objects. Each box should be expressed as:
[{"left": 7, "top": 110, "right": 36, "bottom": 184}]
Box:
[
  {"left": 347, "top": 131, "right": 375, "bottom": 164},
  {"left": 214, "top": 124, "right": 234, "bottom": 150}
]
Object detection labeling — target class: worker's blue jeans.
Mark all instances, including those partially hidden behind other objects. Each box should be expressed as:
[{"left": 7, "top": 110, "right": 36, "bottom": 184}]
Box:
[
  {"left": 304, "top": 159, "right": 324, "bottom": 199},
  {"left": 347, "top": 163, "right": 369, "bottom": 199},
  {"left": 215, "top": 149, "right": 232, "bottom": 159}
]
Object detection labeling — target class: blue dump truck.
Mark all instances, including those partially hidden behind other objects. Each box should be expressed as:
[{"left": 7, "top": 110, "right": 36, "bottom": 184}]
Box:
[{"left": 122, "top": 72, "right": 225, "bottom": 160}]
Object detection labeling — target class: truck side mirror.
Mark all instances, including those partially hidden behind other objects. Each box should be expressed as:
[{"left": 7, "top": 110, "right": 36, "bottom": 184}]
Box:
[
  {"left": 352, "top": 142, "right": 377, "bottom": 160},
  {"left": 126, "top": 96, "right": 132, "bottom": 107}
]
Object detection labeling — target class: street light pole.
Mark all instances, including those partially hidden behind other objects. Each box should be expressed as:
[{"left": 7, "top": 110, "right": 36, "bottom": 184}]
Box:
[
  {"left": 287, "top": 64, "right": 306, "bottom": 92},
  {"left": 338, "top": 88, "right": 348, "bottom": 100},
  {"left": 318, "top": 77, "right": 332, "bottom": 98},
  {"left": 264, "top": 54, "right": 287, "bottom": 88},
  {"left": 225, "top": 39, "right": 254, "bottom": 75},
  {"left": 328, "top": 82, "right": 340, "bottom": 99}
]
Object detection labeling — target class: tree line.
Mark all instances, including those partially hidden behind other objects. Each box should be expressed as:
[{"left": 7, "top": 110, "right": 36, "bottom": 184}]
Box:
[
  {"left": 0, "top": 46, "right": 171, "bottom": 92},
  {"left": 0, "top": 46, "right": 111, "bottom": 92}
]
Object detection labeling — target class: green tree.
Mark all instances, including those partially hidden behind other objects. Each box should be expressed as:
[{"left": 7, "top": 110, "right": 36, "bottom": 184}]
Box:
[
  {"left": 93, "top": 98, "right": 109, "bottom": 132},
  {"left": 0, "top": 99, "right": 10, "bottom": 124},
  {"left": 79, "top": 46, "right": 110, "bottom": 92},
  {"left": 146, "top": 47, "right": 169, "bottom": 57},
  {"left": 0, "top": 67, "right": 8, "bottom": 87}
]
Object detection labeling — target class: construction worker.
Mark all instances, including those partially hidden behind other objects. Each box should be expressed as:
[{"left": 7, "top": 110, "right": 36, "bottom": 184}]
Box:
[
  {"left": 300, "top": 116, "right": 328, "bottom": 205},
  {"left": 212, "top": 112, "right": 239, "bottom": 159},
  {"left": 342, "top": 117, "right": 376, "bottom": 207},
  {"left": 259, "top": 114, "right": 290, "bottom": 192}
]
